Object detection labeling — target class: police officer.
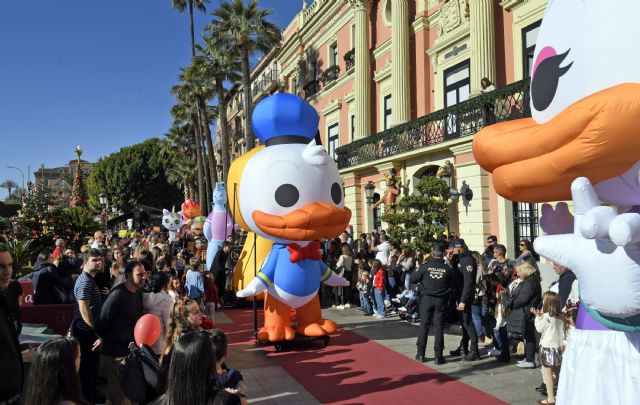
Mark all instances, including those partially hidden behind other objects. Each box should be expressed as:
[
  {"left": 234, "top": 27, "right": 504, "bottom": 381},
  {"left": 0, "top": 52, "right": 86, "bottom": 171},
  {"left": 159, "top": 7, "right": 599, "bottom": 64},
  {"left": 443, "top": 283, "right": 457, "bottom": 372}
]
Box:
[
  {"left": 411, "top": 243, "right": 455, "bottom": 364},
  {"left": 449, "top": 238, "right": 481, "bottom": 361}
]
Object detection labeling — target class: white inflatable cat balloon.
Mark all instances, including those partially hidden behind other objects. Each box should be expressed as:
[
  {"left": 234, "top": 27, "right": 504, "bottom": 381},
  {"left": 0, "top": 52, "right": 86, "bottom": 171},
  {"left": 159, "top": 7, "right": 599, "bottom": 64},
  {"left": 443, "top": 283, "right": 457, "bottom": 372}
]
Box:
[
  {"left": 473, "top": 1, "right": 640, "bottom": 403},
  {"left": 162, "top": 207, "right": 183, "bottom": 243}
]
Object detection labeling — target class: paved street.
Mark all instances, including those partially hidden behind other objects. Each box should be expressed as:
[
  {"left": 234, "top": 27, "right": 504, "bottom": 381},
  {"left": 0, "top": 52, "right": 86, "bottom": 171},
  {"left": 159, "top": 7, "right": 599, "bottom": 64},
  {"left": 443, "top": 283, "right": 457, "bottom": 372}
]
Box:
[{"left": 224, "top": 307, "right": 542, "bottom": 405}]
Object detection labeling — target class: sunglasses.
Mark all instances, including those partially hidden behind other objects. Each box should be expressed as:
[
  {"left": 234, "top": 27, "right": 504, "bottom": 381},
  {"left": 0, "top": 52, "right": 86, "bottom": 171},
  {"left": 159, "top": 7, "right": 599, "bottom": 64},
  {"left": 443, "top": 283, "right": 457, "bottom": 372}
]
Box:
[{"left": 519, "top": 243, "right": 526, "bottom": 246}]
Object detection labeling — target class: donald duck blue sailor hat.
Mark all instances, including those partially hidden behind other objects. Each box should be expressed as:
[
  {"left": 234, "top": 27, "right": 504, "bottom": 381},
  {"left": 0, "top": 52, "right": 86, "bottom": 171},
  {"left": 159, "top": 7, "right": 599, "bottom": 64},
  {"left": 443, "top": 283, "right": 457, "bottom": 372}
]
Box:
[{"left": 252, "top": 93, "right": 320, "bottom": 146}]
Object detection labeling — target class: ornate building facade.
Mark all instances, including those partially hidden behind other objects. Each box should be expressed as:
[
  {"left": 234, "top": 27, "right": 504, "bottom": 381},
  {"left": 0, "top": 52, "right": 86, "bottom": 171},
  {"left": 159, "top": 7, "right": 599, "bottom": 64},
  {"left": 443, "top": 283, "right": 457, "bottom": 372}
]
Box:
[{"left": 218, "top": 0, "right": 548, "bottom": 255}]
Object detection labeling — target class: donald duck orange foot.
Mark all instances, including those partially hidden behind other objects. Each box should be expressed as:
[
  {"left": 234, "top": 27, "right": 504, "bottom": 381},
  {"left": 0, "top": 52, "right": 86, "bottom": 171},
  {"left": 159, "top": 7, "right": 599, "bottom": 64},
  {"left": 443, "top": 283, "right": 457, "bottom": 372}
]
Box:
[{"left": 229, "top": 93, "right": 352, "bottom": 344}]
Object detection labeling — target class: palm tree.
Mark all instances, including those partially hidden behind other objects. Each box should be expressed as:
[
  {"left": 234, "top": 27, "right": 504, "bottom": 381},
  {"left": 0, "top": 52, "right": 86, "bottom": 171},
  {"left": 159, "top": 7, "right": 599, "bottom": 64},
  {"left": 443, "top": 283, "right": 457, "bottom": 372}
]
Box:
[
  {"left": 1, "top": 179, "right": 18, "bottom": 201},
  {"left": 171, "top": 81, "right": 208, "bottom": 214},
  {"left": 210, "top": 0, "right": 281, "bottom": 150},
  {"left": 171, "top": 0, "right": 211, "bottom": 57},
  {"left": 161, "top": 126, "right": 197, "bottom": 199},
  {"left": 194, "top": 40, "right": 241, "bottom": 182}
]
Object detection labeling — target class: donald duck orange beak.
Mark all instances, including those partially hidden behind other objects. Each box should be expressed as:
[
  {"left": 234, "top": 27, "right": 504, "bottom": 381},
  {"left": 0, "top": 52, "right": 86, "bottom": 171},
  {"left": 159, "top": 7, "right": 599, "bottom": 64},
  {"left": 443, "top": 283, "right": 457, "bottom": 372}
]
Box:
[
  {"left": 473, "top": 83, "right": 640, "bottom": 202},
  {"left": 252, "top": 202, "right": 352, "bottom": 241}
]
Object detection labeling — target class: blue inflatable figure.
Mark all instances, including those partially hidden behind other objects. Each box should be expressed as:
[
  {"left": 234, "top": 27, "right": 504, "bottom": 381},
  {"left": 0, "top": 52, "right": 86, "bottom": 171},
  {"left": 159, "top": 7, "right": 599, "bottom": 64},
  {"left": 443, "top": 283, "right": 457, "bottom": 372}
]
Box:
[{"left": 204, "top": 182, "right": 234, "bottom": 272}]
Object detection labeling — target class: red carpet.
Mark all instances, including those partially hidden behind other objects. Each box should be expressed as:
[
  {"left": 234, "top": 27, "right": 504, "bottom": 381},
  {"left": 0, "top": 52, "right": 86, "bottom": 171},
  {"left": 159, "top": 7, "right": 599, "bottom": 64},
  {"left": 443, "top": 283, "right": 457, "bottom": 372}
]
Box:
[{"left": 221, "top": 308, "right": 507, "bottom": 405}]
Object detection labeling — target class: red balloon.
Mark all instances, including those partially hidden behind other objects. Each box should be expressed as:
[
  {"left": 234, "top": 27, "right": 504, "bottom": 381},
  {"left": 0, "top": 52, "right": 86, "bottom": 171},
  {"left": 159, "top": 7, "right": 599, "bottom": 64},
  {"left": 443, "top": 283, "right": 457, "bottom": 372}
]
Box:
[{"left": 134, "top": 314, "right": 161, "bottom": 347}]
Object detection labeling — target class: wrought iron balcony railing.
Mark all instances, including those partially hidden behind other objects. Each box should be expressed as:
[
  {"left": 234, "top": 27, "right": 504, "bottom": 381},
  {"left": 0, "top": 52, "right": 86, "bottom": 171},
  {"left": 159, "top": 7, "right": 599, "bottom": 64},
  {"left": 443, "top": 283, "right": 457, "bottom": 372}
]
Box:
[
  {"left": 322, "top": 65, "right": 340, "bottom": 84},
  {"left": 344, "top": 48, "right": 355, "bottom": 71},
  {"left": 251, "top": 68, "right": 279, "bottom": 100},
  {"left": 335, "top": 79, "right": 531, "bottom": 169},
  {"left": 303, "top": 79, "right": 320, "bottom": 99}
]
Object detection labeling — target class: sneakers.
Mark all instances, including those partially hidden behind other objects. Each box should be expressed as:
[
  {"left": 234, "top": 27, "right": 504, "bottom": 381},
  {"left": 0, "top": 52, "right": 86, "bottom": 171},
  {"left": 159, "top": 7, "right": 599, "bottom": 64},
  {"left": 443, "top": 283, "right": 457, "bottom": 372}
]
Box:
[
  {"left": 487, "top": 348, "right": 501, "bottom": 357},
  {"left": 384, "top": 299, "right": 391, "bottom": 307},
  {"left": 336, "top": 305, "right": 345, "bottom": 310},
  {"left": 344, "top": 303, "right": 351, "bottom": 309},
  {"left": 435, "top": 355, "right": 446, "bottom": 365},
  {"left": 483, "top": 336, "right": 494, "bottom": 347},
  {"left": 391, "top": 297, "right": 401, "bottom": 304},
  {"left": 415, "top": 354, "right": 427, "bottom": 363},
  {"left": 449, "top": 348, "right": 468, "bottom": 357},
  {"left": 516, "top": 361, "right": 536, "bottom": 369},
  {"left": 374, "top": 314, "right": 385, "bottom": 319}
]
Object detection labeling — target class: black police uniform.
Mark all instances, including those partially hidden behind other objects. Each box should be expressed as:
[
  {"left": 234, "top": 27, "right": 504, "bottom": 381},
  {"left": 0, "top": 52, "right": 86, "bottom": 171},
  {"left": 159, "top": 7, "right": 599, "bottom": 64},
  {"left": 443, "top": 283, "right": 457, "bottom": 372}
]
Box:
[
  {"left": 453, "top": 250, "right": 480, "bottom": 357},
  {"left": 410, "top": 257, "right": 455, "bottom": 359}
]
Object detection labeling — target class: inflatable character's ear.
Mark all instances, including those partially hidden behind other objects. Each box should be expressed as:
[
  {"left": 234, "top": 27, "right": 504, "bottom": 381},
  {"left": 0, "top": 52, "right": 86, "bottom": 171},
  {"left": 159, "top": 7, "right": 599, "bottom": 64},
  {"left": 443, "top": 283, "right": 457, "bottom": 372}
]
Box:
[{"left": 163, "top": 209, "right": 170, "bottom": 216}]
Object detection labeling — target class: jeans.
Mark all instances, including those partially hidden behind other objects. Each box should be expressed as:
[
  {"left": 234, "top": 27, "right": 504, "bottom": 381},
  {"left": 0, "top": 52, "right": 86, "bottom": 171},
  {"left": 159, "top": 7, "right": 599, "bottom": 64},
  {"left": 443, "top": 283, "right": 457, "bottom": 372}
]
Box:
[
  {"left": 374, "top": 289, "right": 386, "bottom": 316},
  {"left": 460, "top": 303, "right": 479, "bottom": 354},
  {"left": 359, "top": 291, "right": 372, "bottom": 314},
  {"left": 471, "top": 304, "right": 485, "bottom": 339}
]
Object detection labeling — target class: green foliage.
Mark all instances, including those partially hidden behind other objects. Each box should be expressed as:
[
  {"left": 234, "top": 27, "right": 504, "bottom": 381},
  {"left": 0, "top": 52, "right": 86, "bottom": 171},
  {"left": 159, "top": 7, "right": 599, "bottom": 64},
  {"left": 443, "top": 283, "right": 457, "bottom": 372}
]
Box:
[
  {"left": 61, "top": 207, "right": 101, "bottom": 250},
  {"left": 4, "top": 238, "right": 36, "bottom": 273},
  {"left": 86, "top": 138, "right": 183, "bottom": 212},
  {"left": 381, "top": 176, "right": 451, "bottom": 255}
]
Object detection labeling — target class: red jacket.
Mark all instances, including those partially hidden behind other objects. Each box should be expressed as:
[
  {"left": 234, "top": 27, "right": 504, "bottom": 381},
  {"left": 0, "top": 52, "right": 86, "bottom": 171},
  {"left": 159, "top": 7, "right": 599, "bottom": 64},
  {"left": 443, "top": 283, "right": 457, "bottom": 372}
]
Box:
[
  {"left": 204, "top": 282, "right": 219, "bottom": 303},
  {"left": 373, "top": 268, "right": 385, "bottom": 292}
]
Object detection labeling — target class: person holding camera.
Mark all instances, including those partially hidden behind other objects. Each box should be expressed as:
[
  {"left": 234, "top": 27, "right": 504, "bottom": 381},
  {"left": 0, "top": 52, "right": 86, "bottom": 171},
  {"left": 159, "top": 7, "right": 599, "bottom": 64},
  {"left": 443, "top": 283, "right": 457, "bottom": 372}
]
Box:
[{"left": 411, "top": 244, "right": 456, "bottom": 364}]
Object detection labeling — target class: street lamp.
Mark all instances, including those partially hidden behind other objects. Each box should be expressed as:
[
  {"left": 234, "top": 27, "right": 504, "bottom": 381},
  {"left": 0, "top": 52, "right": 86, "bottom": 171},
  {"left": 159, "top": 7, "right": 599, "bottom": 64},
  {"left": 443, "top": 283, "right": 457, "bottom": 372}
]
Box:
[
  {"left": 364, "top": 181, "right": 376, "bottom": 204},
  {"left": 6, "top": 166, "right": 25, "bottom": 189},
  {"left": 98, "top": 193, "right": 108, "bottom": 207}
]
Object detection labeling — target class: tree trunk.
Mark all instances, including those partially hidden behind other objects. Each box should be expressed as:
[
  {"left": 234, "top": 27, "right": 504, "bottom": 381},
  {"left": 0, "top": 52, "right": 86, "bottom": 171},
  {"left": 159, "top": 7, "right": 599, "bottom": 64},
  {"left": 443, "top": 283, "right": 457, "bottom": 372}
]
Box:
[
  {"left": 241, "top": 45, "right": 254, "bottom": 150},
  {"left": 216, "top": 73, "right": 231, "bottom": 182},
  {"left": 189, "top": 0, "right": 196, "bottom": 57},
  {"left": 201, "top": 132, "right": 212, "bottom": 215},
  {"left": 192, "top": 114, "right": 206, "bottom": 213},
  {"left": 198, "top": 95, "right": 220, "bottom": 189}
]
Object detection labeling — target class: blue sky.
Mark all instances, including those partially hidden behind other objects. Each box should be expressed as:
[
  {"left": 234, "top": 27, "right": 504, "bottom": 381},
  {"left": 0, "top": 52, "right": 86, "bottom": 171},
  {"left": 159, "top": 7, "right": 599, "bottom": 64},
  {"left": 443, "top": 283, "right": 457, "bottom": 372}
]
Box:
[{"left": 0, "top": 0, "right": 308, "bottom": 199}]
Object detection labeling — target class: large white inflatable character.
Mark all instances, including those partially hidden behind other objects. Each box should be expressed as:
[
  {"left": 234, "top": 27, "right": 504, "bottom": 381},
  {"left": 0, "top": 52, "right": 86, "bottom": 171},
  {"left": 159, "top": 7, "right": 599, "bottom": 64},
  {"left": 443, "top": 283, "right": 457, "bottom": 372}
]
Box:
[
  {"left": 473, "top": 1, "right": 640, "bottom": 403},
  {"left": 228, "top": 93, "right": 351, "bottom": 343}
]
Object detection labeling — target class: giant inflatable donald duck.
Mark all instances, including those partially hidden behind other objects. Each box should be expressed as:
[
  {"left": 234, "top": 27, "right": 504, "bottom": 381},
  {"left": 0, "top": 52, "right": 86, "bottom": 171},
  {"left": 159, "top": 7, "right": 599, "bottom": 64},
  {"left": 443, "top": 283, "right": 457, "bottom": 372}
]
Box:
[
  {"left": 473, "top": 1, "right": 640, "bottom": 403},
  {"left": 229, "top": 93, "right": 351, "bottom": 342}
]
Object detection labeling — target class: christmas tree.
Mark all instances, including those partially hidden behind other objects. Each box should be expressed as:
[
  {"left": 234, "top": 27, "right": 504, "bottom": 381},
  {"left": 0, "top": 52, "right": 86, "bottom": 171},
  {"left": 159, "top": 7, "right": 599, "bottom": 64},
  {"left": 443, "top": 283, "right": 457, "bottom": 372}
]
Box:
[
  {"left": 13, "top": 181, "right": 66, "bottom": 246},
  {"left": 70, "top": 145, "right": 88, "bottom": 208},
  {"left": 381, "top": 174, "right": 450, "bottom": 255}
]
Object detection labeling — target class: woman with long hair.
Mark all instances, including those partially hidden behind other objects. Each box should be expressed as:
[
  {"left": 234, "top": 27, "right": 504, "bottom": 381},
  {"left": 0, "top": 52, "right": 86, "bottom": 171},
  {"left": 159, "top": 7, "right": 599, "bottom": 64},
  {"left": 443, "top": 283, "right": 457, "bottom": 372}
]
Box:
[
  {"left": 334, "top": 244, "right": 353, "bottom": 309},
  {"left": 157, "top": 298, "right": 203, "bottom": 394},
  {"left": 24, "top": 337, "right": 88, "bottom": 405},
  {"left": 152, "top": 331, "right": 241, "bottom": 405},
  {"left": 516, "top": 239, "right": 540, "bottom": 277}
]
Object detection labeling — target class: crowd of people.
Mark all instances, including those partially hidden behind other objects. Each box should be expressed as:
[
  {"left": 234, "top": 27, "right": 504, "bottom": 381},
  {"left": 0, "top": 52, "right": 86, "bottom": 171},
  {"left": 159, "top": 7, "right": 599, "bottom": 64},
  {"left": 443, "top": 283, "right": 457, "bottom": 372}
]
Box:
[
  {"left": 0, "top": 226, "right": 580, "bottom": 405},
  {"left": 0, "top": 229, "right": 247, "bottom": 405},
  {"left": 321, "top": 230, "right": 578, "bottom": 405}
]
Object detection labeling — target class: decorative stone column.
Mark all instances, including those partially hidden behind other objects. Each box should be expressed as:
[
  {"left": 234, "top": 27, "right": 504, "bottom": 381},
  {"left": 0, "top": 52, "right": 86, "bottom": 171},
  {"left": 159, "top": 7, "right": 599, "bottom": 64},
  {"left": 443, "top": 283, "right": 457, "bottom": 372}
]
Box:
[
  {"left": 349, "top": 0, "right": 372, "bottom": 139},
  {"left": 391, "top": 0, "right": 411, "bottom": 125},
  {"left": 469, "top": 0, "right": 496, "bottom": 95}
]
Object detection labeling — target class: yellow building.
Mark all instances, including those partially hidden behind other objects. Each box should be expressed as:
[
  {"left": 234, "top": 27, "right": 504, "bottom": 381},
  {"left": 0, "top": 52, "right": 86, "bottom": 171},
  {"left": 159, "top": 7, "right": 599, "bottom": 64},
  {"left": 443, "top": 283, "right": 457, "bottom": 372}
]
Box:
[{"left": 218, "top": 0, "right": 549, "bottom": 256}]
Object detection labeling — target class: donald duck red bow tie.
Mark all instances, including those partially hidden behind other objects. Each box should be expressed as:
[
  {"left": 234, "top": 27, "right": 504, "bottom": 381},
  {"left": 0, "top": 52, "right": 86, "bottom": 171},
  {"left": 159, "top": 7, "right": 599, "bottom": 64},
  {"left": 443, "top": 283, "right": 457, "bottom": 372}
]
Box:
[{"left": 287, "top": 241, "right": 322, "bottom": 263}]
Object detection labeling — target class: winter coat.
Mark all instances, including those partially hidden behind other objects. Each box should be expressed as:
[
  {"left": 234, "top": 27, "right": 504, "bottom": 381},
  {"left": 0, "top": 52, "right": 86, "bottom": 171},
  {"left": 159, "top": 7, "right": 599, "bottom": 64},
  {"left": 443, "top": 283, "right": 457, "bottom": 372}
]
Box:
[{"left": 505, "top": 275, "right": 541, "bottom": 338}]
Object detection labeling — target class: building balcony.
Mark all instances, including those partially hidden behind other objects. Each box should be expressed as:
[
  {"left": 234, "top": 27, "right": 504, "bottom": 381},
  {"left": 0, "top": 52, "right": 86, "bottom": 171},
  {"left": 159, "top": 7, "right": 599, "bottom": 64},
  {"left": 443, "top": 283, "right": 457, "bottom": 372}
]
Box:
[
  {"left": 303, "top": 79, "right": 320, "bottom": 99},
  {"left": 251, "top": 68, "right": 279, "bottom": 100},
  {"left": 335, "top": 79, "right": 531, "bottom": 169},
  {"left": 232, "top": 128, "right": 244, "bottom": 141},
  {"left": 344, "top": 48, "right": 355, "bottom": 71},
  {"left": 322, "top": 65, "right": 340, "bottom": 85}
]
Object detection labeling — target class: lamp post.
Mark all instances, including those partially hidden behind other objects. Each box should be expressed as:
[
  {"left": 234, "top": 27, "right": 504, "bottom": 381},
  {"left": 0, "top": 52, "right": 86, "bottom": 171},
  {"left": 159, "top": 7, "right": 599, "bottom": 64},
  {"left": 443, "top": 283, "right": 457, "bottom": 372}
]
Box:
[
  {"left": 364, "top": 181, "right": 375, "bottom": 204},
  {"left": 6, "top": 166, "right": 25, "bottom": 189},
  {"left": 98, "top": 193, "right": 108, "bottom": 229}
]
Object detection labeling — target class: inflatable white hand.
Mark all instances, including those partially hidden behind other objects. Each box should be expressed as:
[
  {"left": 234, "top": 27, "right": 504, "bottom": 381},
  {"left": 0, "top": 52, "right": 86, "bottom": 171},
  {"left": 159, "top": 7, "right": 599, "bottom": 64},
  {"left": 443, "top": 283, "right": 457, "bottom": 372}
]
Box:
[
  {"left": 534, "top": 177, "right": 640, "bottom": 318},
  {"left": 323, "top": 272, "right": 350, "bottom": 287},
  {"left": 236, "top": 278, "right": 267, "bottom": 298}
]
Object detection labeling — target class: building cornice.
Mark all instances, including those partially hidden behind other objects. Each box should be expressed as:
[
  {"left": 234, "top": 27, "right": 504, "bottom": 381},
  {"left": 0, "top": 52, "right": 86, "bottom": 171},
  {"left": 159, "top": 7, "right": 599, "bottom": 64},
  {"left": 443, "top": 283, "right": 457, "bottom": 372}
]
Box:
[{"left": 321, "top": 98, "right": 343, "bottom": 116}]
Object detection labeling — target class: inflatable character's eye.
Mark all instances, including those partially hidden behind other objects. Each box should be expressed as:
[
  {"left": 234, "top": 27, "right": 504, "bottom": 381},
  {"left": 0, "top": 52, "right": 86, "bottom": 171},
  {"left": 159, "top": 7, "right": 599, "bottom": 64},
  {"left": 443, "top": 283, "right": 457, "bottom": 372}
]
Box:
[
  {"left": 164, "top": 218, "right": 169, "bottom": 223},
  {"left": 531, "top": 48, "right": 573, "bottom": 111},
  {"left": 174, "top": 219, "right": 180, "bottom": 225},
  {"left": 275, "top": 184, "right": 299, "bottom": 207},
  {"left": 331, "top": 182, "right": 342, "bottom": 204}
]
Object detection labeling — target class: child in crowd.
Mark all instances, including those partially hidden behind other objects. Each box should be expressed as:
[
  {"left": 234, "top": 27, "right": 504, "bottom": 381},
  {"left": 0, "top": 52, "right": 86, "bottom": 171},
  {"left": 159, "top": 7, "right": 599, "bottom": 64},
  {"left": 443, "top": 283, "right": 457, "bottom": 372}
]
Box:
[
  {"left": 167, "top": 276, "right": 182, "bottom": 300},
  {"left": 489, "top": 288, "right": 510, "bottom": 362},
  {"left": 356, "top": 270, "right": 372, "bottom": 316},
  {"left": 372, "top": 259, "right": 386, "bottom": 319},
  {"left": 532, "top": 291, "right": 564, "bottom": 405},
  {"left": 204, "top": 272, "right": 219, "bottom": 320}
]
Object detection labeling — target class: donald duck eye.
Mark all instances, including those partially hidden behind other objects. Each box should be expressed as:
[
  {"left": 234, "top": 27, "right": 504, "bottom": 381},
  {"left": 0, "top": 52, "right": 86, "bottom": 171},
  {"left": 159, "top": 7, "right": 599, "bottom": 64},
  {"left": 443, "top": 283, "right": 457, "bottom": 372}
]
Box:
[
  {"left": 275, "top": 184, "right": 299, "bottom": 207},
  {"left": 531, "top": 48, "right": 573, "bottom": 111},
  {"left": 331, "top": 182, "right": 342, "bottom": 204}
]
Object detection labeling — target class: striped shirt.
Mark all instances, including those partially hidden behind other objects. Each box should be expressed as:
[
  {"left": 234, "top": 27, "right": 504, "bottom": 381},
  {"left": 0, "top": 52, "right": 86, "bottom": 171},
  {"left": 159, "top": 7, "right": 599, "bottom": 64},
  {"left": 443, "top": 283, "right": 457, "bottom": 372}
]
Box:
[{"left": 73, "top": 271, "right": 103, "bottom": 332}]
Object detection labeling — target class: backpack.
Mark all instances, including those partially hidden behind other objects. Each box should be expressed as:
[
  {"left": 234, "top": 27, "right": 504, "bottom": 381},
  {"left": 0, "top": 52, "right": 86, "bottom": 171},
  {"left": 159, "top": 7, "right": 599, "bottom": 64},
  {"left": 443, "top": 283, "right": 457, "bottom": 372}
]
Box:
[{"left": 118, "top": 343, "right": 160, "bottom": 403}]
